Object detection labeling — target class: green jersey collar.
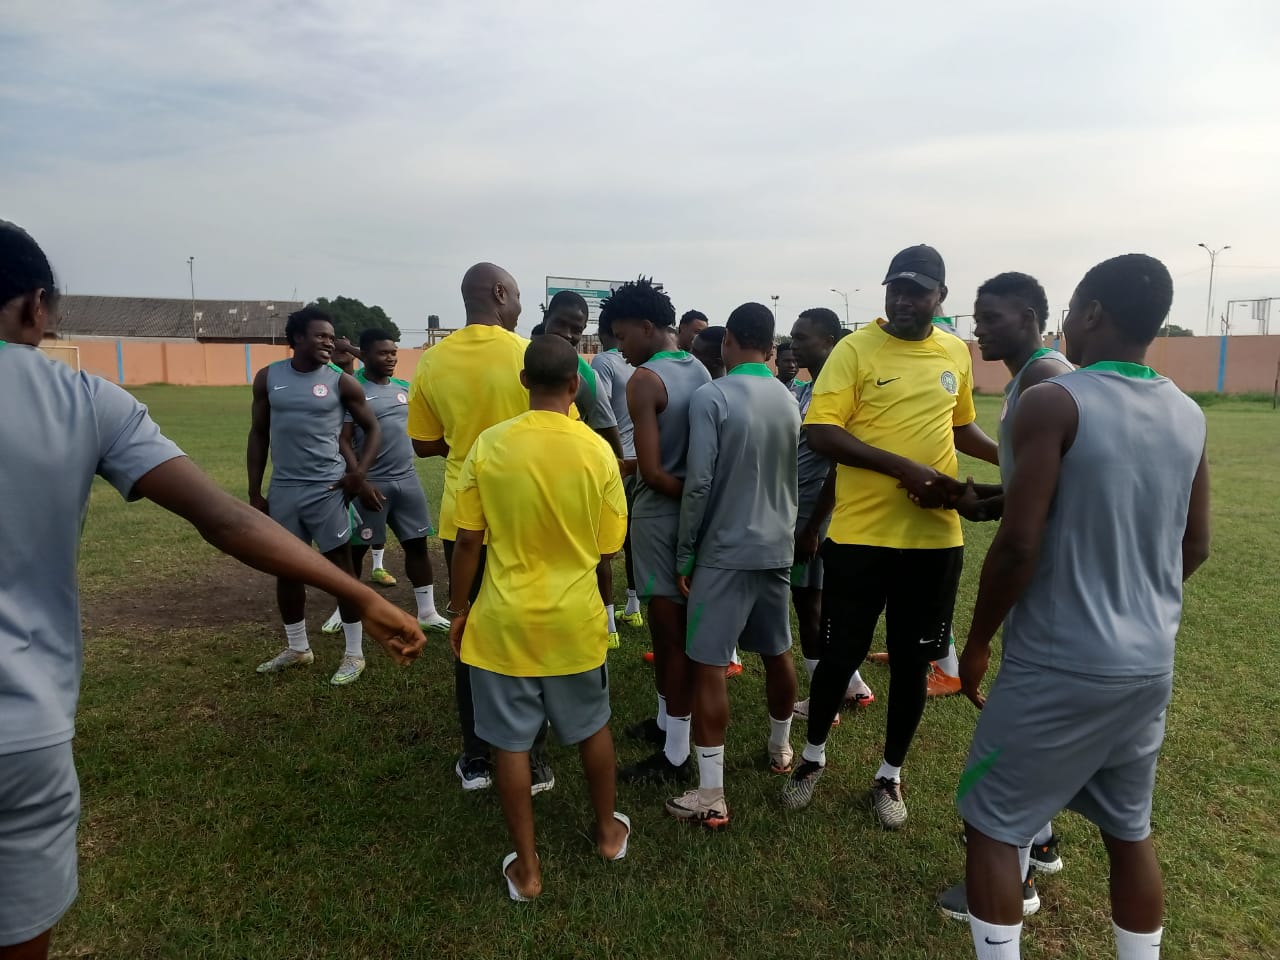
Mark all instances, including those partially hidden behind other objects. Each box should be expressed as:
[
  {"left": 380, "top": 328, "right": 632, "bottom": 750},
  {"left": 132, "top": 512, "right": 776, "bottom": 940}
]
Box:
[
  {"left": 728, "top": 362, "right": 774, "bottom": 378},
  {"left": 648, "top": 350, "right": 690, "bottom": 362},
  {"left": 1083, "top": 360, "right": 1159, "bottom": 379}
]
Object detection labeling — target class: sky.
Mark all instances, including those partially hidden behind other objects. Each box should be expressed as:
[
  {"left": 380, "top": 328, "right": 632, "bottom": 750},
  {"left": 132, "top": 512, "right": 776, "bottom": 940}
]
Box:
[{"left": 5, "top": 0, "right": 1279, "bottom": 344}]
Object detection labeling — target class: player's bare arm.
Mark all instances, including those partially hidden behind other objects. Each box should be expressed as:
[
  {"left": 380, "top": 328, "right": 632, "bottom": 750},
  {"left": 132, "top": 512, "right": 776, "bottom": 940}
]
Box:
[
  {"left": 337, "top": 372, "right": 381, "bottom": 498},
  {"left": 246, "top": 366, "right": 272, "bottom": 513},
  {"left": 952, "top": 421, "right": 999, "bottom": 466},
  {"left": 627, "top": 369, "right": 683, "bottom": 500},
  {"left": 447, "top": 528, "right": 486, "bottom": 658},
  {"left": 1183, "top": 447, "right": 1211, "bottom": 579}
]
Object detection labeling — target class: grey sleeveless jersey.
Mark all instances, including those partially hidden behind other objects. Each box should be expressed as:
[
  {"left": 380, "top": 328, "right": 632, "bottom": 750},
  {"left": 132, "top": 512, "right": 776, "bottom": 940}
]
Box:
[
  {"left": 591, "top": 349, "right": 635, "bottom": 457},
  {"left": 1003, "top": 366, "right": 1206, "bottom": 677},
  {"left": 793, "top": 379, "right": 831, "bottom": 521},
  {"left": 633, "top": 351, "right": 712, "bottom": 518},
  {"left": 266, "top": 360, "right": 346, "bottom": 485},
  {"left": 998, "top": 348, "right": 1071, "bottom": 486},
  {"left": 349, "top": 372, "right": 415, "bottom": 482}
]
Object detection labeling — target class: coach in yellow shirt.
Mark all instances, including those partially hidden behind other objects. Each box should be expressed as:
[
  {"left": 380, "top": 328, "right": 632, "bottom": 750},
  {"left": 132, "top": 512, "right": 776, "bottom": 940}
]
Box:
[
  {"left": 407, "top": 261, "right": 543, "bottom": 793},
  {"left": 780, "top": 245, "right": 998, "bottom": 830},
  {"left": 447, "top": 334, "right": 630, "bottom": 902}
]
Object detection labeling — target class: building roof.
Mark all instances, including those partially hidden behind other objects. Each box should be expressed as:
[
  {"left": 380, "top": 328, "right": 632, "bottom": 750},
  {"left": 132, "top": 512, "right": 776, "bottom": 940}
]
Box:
[{"left": 57, "top": 295, "right": 304, "bottom": 341}]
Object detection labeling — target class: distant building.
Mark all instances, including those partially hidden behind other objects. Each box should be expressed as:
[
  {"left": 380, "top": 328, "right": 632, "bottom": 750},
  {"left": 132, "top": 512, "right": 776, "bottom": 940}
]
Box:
[{"left": 56, "top": 295, "right": 304, "bottom": 344}]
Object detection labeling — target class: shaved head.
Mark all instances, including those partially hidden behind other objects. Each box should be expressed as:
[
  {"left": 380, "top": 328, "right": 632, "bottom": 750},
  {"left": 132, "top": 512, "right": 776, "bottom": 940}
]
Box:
[{"left": 460, "top": 261, "right": 522, "bottom": 330}]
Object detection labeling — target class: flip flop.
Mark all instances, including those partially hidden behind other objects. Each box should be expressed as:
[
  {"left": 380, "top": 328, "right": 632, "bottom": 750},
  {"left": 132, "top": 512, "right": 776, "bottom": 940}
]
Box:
[
  {"left": 502, "top": 852, "right": 538, "bottom": 902},
  {"left": 608, "top": 811, "right": 631, "bottom": 862}
]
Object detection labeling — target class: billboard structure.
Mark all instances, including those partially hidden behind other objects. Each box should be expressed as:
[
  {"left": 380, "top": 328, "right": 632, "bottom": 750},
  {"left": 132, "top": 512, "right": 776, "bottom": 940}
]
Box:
[{"left": 545, "top": 277, "right": 664, "bottom": 328}]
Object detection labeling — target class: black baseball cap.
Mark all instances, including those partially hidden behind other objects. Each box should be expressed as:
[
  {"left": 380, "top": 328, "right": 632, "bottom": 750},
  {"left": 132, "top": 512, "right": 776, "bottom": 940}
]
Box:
[{"left": 882, "top": 245, "right": 946, "bottom": 291}]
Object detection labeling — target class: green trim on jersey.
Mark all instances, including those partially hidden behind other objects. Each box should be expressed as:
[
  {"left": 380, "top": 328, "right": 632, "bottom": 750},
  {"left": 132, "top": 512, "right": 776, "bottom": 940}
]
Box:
[
  {"left": 577, "top": 356, "right": 598, "bottom": 398},
  {"left": 1083, "top": 360, "right": 1159, "bottom": 379},
  {"left": 354, "top": 370, "right": 408, "bottom": 389},
  {"left": 326, "top": 361, "right": 343, "bottom": 373},
  {"left": 728, "top": 362, "right": 774, "bottom": 379},
  {"left": 391, "top": 376, "right": 410, "bottom": 389},
  {"left": 648, "top": 350, "right": 691, "bottom": 362}
]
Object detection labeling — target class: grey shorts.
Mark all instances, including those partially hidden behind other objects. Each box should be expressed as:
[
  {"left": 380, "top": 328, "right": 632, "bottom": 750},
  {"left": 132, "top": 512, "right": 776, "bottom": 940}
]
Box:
[
  {"left": 470, "top": 664, "right": 611, "bottom": 752},
  {"left": 957, "top": 660, "right": 1172, "bottom": 845},
  {"left": 632, "top": 513, "right": 683, "bottom": 603},
  {"left": 350, "top": 476, "right": 434, "bottom": 547},
  {"left": 269, "top": 482, "right": 351, "bottom": 553},
  {"left": 790, "top": 514, "right": 831, "bottom": 590},
  {"left": 0, "top": 742, "right": 79, "bottom": 947},
  {"left": 686, "top": 567, "right": 793, "bottom": 666}
]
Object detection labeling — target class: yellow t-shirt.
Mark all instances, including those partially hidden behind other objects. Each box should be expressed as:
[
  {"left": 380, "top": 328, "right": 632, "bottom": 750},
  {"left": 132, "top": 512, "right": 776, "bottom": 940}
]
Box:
[
  {"left": 454, "top": 410, "right": 628, "bottom": 677},
  {"left": 805, "top": 321, "right": 976, "bottom": 549},
  {"left": 407, "top": 324, "right": 531, "bottom": 540}
]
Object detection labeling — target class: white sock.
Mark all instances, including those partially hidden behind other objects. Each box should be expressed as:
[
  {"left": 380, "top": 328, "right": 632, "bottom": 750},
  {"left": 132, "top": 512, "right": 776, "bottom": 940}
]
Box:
[
  {"left": 657, "top": 694, "right": 668, "bottom": 732},
  {"left": 342, "top": 621, "right": 363, "bottom": 659},
  {"left": 804, "top": 657, "right": 820, "bottom": 681},
  {"left": 847, "top": 668, "right": 867, "bottom": 693},
  {"left": 936, "top": 632, "right": 959, "bottom": 676},
  {"left": 371, "top": 548, "right": 386, "bottom": 570},
  {"left": 731, "top": 648, "right": 741, "bottom": 666},
  {"left": 969, "top": 916, "right": 1022, "bottom": 959},
  {"left": 1114, "top": 922, "right": 1162, "bottom": 960},
  {"left": 624, "top": 589, "right": 640, "bottom": 615},
  {"left": 414, "top": 585, "right": 438, "bottom": 620},
  {"left": 768, "top": 714, "right": 793, "bottom": 753},
  {"left": 664, "top": 714, "right": 691, "bottom": 766},
  {"left": 695, "top": 743, "right": 725, "bottom": 791},
  {"left": 876, "top": 761, "right": 902, "bottom": 782},
  {"left": 284, "top": 620, "right": 309, "bottom": 653},
  {"left": 1018, "top": 843, "right": 1031, "bottom": 880},
  {"left": 1033, "top": 821, "right": 1054, "bottom": 845},
  {"left": 801, "top": 740, "right": 826, "bottom": 765},
  {"left": 606, "top": 606, "right": 617, "bottom": 633}
]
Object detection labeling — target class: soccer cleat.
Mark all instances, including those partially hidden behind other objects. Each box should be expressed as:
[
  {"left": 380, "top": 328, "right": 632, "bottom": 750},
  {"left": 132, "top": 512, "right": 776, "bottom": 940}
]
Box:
[
  {"left": 926, "top": 663, "right": 962, "bottom": 698},
  {"left": 530, "top": 751, "right": 556, "bottom": 796},
  {"left": 1030, "top": 835, "right": 1064, "bottom": 874},
  {"left": 793, "top": 698, "right": 841, "bottom": 727},
  {"left": 619, "top": 750, "right": 693, "bottom": 785},
  {"left": 606, "top": 631, "right": 621, "bottom": 650},
  {"left": 321, "top": 609, "right": 343, "bottom": 634},
  {"left": 456, "top": 755, "right": 493, "bottom": 791},
  {"left": 642, "top": 650, "right": 655, "bottom": 664},
  {"left": 769, "top": 742, "right": 795, "bottom": 775},
  {"left": 937, "top": 868, "right": 1041, "bottom": 920},
  {"left": 846, "top": 675, "right": 875, "bottom": 707},
  {"left": 871, "top": 777, "right": 908, "bottom": 829},
  {"left": 616, "top": 608, "right": 644, "bottom": 628},
  {"left": 329, "top": 655, "right": 366, "bottom": 685},
  {"left": 725, "top": 662, "right": 743, "bottom": 679},
  {"left": 418, "top": 612, "right": 451, "bottom": 634},
  {"left": 255, "top": 648, "right": 315, "bottom": 673},
  {"left": 370, "top": 567, "right": 398, "bottom": 587},
  {"left": 866, "top": 651, "right": 890, "bottom": 664},
  {"left": 624, "top": 717, "right": 665, "bottom": 746},
  {"left": 665, "top": 788, "right": 730, "bottom": 829},
  {"left": 780, "top": 759, "right": 825, "bottom": 810}
]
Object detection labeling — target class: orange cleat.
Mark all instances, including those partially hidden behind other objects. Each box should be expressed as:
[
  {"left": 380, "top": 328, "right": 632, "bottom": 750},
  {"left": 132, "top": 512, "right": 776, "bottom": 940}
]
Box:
[
  {"left": 725, "top": 662, "right": 743, "bottom": 679},
  {"left": 927, "top": 664, "right": 962, "bottom": 698},
  {"left": 866, "top": 651, "right": 890, "bottom": 665},
  {"left": 642, "top": 650, "right": 655, "bottom": 664}
]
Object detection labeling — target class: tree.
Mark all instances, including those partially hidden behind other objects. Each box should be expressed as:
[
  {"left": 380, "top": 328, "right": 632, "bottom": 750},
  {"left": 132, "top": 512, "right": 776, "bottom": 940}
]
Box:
[
  {"left": 1160, "top": 323, "right": 1194, "bottom": 337},
  {"left": 311, "top": 296, "right": 400, "bottom": 343}
]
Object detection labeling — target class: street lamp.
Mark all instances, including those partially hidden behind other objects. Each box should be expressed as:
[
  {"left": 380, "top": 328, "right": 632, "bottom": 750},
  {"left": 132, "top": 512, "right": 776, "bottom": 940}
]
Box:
[
  {"left": 187, "top": 256, "right": 197, "bottom": 340},
  {"left": 770, "top": 294, "right": 780, "bottom": 319},
  {"left": 830, "top": 288, "right": 850, "bottom": 327},
  {"left": 1198, "top": 243, "right": 1230, "bottom": 336}
]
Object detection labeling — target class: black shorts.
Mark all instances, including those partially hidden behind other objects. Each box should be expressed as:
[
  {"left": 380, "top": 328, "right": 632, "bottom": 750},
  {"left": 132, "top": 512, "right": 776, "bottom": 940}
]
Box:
[{"left": 819, "top": 542, "right": 963, "bottom": 663}]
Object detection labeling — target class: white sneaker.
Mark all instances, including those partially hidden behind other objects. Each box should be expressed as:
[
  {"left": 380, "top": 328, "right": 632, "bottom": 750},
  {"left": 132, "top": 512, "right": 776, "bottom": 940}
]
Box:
[
  {"left": 418, "top": 611, "right": 450, "bottom": 634},
  {"left": 256, "top": 648, "right": 315, "bottom": 673},
  {"left": 845, "top": 675, "right": 875, "bottom": 707},
  {"left": 321, "top": 609, "right": 343, "bottom": 634}
]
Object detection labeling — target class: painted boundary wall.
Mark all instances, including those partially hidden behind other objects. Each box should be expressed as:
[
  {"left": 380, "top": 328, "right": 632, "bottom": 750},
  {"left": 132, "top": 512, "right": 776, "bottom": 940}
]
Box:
[{"left": 49, "top": 334, "right": 1280, "bottom": 395}]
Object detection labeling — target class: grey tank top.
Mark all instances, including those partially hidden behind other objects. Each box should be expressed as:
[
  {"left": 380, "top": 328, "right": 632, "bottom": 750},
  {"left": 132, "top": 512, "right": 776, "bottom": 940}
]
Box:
[
  {"left": 1003, "top": 366, "right": 1206, "bottom": 677},
  {"left": 998, "top": 348, "right": 1071, "bottom": 486},
  {"left": 266, "top": 360, "right": 346, "bottom": 485},
  {"left": 633, "top": 351, "right": 712, "bottom": 517},
  {"left": 351, "top": 372, "right": 416, "bottom": 481},
  {"left": 591, "top": 349, "right": 635, "bottom": 457}
]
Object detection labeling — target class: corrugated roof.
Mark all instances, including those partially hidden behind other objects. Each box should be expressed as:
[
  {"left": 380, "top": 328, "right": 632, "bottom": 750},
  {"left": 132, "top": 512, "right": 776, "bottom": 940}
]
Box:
[{"left": 57, "top": 295, "right": 304, "bottom": 340}]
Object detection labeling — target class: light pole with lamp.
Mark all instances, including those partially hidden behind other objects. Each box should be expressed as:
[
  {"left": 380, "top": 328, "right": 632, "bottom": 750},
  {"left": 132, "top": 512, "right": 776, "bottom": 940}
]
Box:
[
  {"left": 770, "top": 294, "right": 780, "bottom": 320},
  {"left": 1198, "top": 243, "right": 1229, "bottom": 336},
  {"left": 830, "top": 288, "right": 850, "bottom": 327},
  {"left": 187, "top": 256, "right": 197, "bottom": 340}
]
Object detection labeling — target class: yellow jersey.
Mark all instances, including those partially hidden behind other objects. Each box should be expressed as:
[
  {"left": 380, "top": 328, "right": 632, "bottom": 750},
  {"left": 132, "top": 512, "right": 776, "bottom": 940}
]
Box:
[
  {"left": 454, "top": 410, "right": 628, "bottom": 677},
  {"left": 406, "top": 324, "right": 531, "bottom": 540},
  {"left": 805, "top": 321, "right": 975, "bottom": 549}
]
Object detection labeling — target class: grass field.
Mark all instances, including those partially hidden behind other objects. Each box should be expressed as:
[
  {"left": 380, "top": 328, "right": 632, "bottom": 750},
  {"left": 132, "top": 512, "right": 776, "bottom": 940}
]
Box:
[{"left": 56, "top": 386, "right": 1278, "bottom": 959}]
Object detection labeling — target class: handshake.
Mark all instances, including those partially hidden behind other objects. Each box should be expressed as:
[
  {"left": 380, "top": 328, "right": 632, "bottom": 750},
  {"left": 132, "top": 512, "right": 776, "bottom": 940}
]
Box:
[{"left": 898, "top": 462, "right": 999, "bottom": 522}]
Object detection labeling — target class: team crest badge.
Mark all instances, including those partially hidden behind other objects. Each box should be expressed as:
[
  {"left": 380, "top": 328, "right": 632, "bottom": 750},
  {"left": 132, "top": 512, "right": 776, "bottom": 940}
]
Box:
[
  {"left": 940, "top": 371, "right": 957, "bottom": 395},
  {"left": 360, "top": 527, "right": 373, "bottom": 541},
  {"left": 396, "top": 392, "right": 407, "bottom": 404},
  {"left": 312, "top": 383, "right": 329, "bottom": 398}
]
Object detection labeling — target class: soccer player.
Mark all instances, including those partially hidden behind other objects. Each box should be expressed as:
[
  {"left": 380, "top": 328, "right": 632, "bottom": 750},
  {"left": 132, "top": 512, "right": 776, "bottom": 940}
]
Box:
[
  {"left": 690, "top": 325, "right": 726, "bottom": 380},
  {"left": 667, "top": 303, "right": 800, "bottom": 828},
  {"left": 592, "top": 309, "right": 643, "bottom": 633},
  {"left": 676, "top": 309, "right": 709, "bottom": 350},
  {"left": 787, "top": 309, "right": 872, "bottom": 722},
  {"left": 448, "top": 335, "right": 630, "bottom": 901},
  {"left": 327, "top": 329, "right": 450, "bottom": 633},
  {"left": 933, "top": 272, "right": 1073, "bottom": 922},
  {"left": 407, "top": 262, "right": 553, "bottom": 794},
  {"left": 607, "top": 279, "right": 712, "bottom": 783},
  {"left": 248, "top": 305, "right": 385, "bottom": 686},
  {"left": 0, "top": 220, "right": 425, "bottom": 960},
  {"left": 780, "top": 244, "right": 997, "bottom": 828},
  {"left": 955, "top": 255, "right": 1209, "bottom": 960},
  {"left": 774, "top": 339, "right": 800, "bottom": 390}
]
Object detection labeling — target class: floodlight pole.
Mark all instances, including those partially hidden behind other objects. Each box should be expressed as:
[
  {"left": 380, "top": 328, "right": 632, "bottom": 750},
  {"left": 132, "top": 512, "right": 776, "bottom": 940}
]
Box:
[
  {"left": 187, "top": 256, "right": 197, "bottom": 340},
  {"left": 1198, "top": 243, "right": 1229, "bottom": 336},
  {"left": 830, "top": 288, "right": 850, "bottom": 327}
]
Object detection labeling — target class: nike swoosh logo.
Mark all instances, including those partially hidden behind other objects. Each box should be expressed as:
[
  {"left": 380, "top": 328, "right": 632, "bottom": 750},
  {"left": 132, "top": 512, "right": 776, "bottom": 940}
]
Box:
[
  {"left": 876, "top": 377, "right": 900, "bottom": 386},
  {"left": 985, "top": 938, "right": 1012, "bottom": 946},
  {"left": 272, "top": 385, "right": 288, "bottom": 390},
  {"left": 417, "top": 526, "right": 429, "bottom": 532}
]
